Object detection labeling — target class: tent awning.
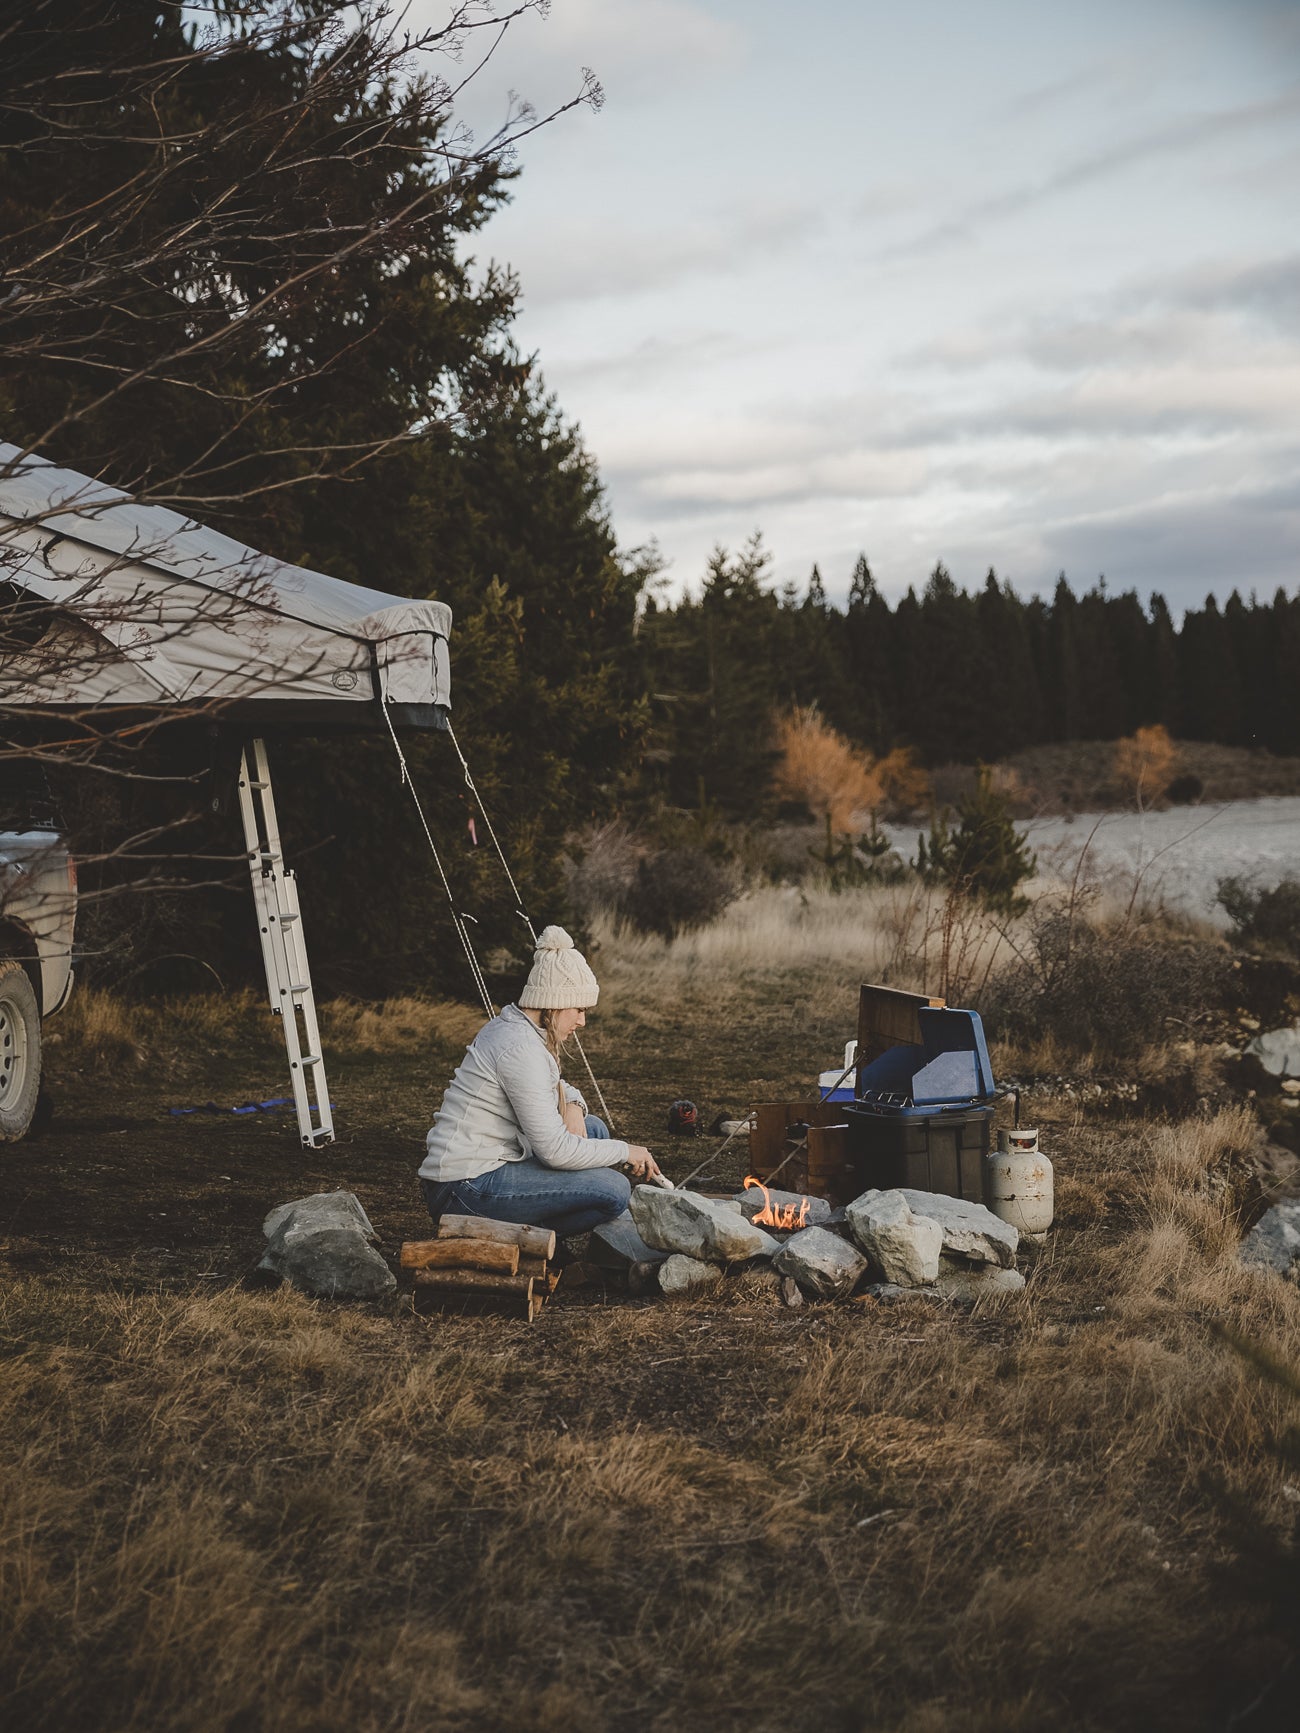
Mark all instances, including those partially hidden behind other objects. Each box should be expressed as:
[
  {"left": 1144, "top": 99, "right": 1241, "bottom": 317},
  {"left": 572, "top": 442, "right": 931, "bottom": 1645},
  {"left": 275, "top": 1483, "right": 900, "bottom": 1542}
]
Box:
[{"left": 0, "top": 444, "right": 451, "bottom": 730}]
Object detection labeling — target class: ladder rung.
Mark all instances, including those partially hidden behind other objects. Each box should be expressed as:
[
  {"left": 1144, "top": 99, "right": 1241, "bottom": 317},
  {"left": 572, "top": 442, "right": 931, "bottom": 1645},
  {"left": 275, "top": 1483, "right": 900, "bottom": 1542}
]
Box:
[
  {"left": 293, "top": 1054, "right": 322, "bottom": 1067},
  {"left": 281, "top": 981, "right": 311, "bottom": 994}
]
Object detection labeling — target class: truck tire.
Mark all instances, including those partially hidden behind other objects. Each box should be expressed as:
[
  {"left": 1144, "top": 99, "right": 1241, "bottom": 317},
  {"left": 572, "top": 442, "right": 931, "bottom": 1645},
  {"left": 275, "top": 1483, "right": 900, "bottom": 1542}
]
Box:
[{"left": 0, "top": 959, "right": 41, "bottom": 1142}]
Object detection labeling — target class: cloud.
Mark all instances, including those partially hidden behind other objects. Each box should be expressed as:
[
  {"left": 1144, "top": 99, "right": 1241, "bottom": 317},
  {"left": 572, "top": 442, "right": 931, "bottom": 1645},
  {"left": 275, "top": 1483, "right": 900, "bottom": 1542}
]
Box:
[
  {"left": 1174, "top": 252, "right": 1300, "bottom": 333},
  {"left": 1000, "top": 59, "right": 1117, "bottom": 120},
  {"left": 875, "top": 81, "right": 1300, "bottom": 262},
  {"left": 626, "top": 448, "right": 930, "bottom": 513},
  {"left": 512, "top": 198, "right": 824, "bottom": 306},
  {"left": 1031, "top": 471, "right": 1300, "bottom": 605},
  {"left": 539, "top": 0, "right": 742, "bottom": 83},
  {"left": 553, "top": 327, "right": 781, "bottom": 387},
  {"left": 889, "top": 252, "right": 1300, "bottom": 447}
]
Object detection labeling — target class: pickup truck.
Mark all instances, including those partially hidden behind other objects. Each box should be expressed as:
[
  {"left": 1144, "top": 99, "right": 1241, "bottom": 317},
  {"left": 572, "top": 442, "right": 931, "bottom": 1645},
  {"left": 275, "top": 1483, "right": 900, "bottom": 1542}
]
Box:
[{"left": 0, "top": 824, "right": 76, "bottom": 1139}]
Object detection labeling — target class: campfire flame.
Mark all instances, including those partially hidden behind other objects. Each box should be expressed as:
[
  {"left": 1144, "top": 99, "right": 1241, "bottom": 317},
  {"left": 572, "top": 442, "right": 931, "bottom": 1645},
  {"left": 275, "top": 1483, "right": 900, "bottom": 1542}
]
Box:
[{"left": 743, "top": 1176, "right": 809, "bottom": 1231}]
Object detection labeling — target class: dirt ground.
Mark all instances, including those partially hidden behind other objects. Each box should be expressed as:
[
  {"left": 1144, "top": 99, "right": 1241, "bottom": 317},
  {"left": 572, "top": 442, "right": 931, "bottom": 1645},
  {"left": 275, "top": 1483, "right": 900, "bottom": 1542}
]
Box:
[
  {"left": 3, "top": 977, "right": 1299, "bottom": 1731},
  {"left": 5, "top": 969, "right": 884, "bottom": 1283}
]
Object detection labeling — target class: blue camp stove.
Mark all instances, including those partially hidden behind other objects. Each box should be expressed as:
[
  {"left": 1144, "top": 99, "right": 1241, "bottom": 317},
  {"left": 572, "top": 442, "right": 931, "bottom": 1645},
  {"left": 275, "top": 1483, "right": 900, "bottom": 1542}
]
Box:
[
  {"left": 854, "top": 1007, "right": 995, "bottom": 1116},
  {"left": 843, "top": 1007, "right": 996, "bottom": 1203}
]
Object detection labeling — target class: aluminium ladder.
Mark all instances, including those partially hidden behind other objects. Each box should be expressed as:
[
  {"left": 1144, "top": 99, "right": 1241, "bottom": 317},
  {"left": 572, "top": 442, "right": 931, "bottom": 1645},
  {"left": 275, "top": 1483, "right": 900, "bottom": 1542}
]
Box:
[{"left": 237, "top": 738, "right": 334, "bottom": 1147}]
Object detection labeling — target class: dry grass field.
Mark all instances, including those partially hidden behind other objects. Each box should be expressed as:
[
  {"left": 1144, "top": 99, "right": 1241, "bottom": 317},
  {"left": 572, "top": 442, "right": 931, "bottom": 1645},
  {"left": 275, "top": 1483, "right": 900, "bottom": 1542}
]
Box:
[{"left": 3, "top": 895, "right": 1299, "bottom": 1731}]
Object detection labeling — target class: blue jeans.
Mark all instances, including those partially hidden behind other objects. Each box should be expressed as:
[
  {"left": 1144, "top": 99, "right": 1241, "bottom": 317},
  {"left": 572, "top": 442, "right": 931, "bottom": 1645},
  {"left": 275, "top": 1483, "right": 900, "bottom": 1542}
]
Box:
[{"left": 420, "top": 1117, "right": 630, "bottom": 1236}]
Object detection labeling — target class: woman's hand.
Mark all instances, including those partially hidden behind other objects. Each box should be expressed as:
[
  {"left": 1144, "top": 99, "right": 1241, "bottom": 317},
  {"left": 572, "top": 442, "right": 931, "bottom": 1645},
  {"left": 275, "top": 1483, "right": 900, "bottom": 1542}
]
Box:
[
  {"left": 622, "top": 1144, "right": 664, "bottom": 1183},
  {"left": 562, "top": 1101, "right": 588, "bottom": 1138}
]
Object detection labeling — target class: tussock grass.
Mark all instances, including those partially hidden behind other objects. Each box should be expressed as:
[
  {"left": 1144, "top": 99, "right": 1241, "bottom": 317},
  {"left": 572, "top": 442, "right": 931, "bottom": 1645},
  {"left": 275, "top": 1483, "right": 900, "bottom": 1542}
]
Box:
[
  {"left": 319, "top": 996, "right": 484, "bottom": 1053},
  {"left": 3, "top": 1102, "right": 1299, "bottom": 1729},
  {"left": 50, "top": 989, "right": 484, "bottom": 1073},
  {"left": 594, "top": 881, "right": 1018, "bottom": 1006},
  {"left": 12, "top": 900, "right": 1300, "bottom": 1726},
  {"left": 50, "top": 985, "right": 146, "bottom": 1065}
]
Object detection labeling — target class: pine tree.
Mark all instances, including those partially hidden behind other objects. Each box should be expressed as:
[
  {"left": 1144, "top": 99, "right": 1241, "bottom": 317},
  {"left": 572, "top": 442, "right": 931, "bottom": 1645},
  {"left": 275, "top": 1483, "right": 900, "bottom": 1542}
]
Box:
[
  {"left": 638, "top": 536, "right": 783, "bottom": 817},
  {"left": 915, "top": 765, "right": 1035, "bottom": 911},
  {"left": 842, "top": 554, "right": 895, "bottom": 752},
  {"left": 1146, "top": 594, "right": 1180, "bottom": 732},
  {"left": 974, "top": 570, "right": 1043, "bottom": 759},
  {"left": 1179, "top": 595, "right": 1245, "bottom": 744},
  {"left": 906, "top": 564, "right": 982, "bottom": 764},
  {"left": 1045, "top": 575, "right": 1081, "bottom": 741}
]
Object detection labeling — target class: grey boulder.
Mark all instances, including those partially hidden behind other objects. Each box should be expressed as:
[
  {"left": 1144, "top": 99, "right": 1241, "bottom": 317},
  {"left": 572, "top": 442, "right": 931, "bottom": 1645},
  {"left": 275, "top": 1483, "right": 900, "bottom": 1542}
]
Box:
[
  {"left": 845, "top": 1189, "right": 943, "bottom": 1286},
  {"left": 263, "top": 1189, "right": 378, "bottom": 1242},
  {"left": 630, "top": 1186, "right": 776, "bottom": 1264},
  {"left": 658, "top": 1254, "right": 725, "bottom": 1298},
  {"left": 861, "top": 1281, "right": 941, "bottom": 1304},
  {"left": 934, "top": 1258, "right": 1026, "bottom": 1305},
  {"left": 773, "top": 1225, "right": 867, "bottom": 1301},
  {"left": 1246, "top": 1026, "right": 1300, "bottom": 1079},
  {"left": 1239, "top": 1200, "right": 1300, "bottom": 1280},
  {"left": 588, "top": 1211, "right": 667, "bottom": 1271},
  {"left": 897, "top": 1189, "right": 1019, "bottom": 1268},
  {"left": 257, "top": 1190, "right": 395, "bottom": 1300}
]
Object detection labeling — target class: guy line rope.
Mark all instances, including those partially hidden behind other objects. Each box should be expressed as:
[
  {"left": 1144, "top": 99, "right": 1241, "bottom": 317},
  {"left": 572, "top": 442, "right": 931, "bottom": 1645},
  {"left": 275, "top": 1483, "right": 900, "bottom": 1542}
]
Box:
[{"left": 381, "top": 700, "right": 618, "bottom": 1134}]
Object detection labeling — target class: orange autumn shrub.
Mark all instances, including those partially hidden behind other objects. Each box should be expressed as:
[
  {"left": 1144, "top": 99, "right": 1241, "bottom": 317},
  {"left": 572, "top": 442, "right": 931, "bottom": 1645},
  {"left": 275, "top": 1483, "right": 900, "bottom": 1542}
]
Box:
[
  {"left": 773, "top": 707, "right": 926, "bottom": 830},
  {"left": 1114, "top": 724, "right": 1179, "bottom": 808}
]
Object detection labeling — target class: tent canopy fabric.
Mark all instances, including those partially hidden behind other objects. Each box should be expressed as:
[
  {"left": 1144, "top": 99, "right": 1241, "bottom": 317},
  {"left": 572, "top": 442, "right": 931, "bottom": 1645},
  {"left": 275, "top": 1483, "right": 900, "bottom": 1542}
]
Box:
[{"left": 0, "top": 443, "right": 451, "bottom": 729}]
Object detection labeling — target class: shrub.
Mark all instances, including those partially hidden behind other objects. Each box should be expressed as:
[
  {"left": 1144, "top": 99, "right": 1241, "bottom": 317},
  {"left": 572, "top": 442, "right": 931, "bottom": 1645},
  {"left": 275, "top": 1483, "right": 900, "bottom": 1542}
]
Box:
[
  {"left": 1114, "top": 724, "right": 1178, "bottom": 809},
  {"left": 986, "top": 906, "right": 1229, "bottom": 1058},
  {"left": 1217, "top": 875, "right": 1300, "bottom": 956},
  {"left": 628, "top": 847, "right": 740, "bottom": 939},
  {"left": 1166, "top": 772, "right": 1204, "bottom": 805},
  {"left": 772, "top": 706, "right": 928, "bottom": 831},
  {"left": 772, "top": 705, "right": 887, "bottom": 831},
  {"left": 810, "top": 814, "right": 908, "bottom": 892},
  {"left": 565, "top": 822, "right": 642, "bottom": 924},
  {"left": 915, "top": 765, "right": 1036, "bottom": 913}
]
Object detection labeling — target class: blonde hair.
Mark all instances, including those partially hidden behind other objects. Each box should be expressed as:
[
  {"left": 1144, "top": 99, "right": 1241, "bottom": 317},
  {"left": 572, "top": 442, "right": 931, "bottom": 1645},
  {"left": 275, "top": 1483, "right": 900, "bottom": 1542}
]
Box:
[
  {"left": 538, "top": 1008, "right": 575, "bottom": 1115},
  {"left": 538, "top": 1007, "right": 572, "bottom": 1065}
]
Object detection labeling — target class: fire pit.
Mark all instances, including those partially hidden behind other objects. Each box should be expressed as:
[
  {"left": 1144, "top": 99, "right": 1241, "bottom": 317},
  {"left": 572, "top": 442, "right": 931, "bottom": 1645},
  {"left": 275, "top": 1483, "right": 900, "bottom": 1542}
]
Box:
[{"left": 740, "top": 1176, "right": 811, "bottom": 1232}]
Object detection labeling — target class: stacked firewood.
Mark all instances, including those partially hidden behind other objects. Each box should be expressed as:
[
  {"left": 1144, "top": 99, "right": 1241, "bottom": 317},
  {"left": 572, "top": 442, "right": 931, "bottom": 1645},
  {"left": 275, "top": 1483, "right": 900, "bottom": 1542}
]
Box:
[{"left": 400, "top": 1214, "right": 559, "bottom": 1322}]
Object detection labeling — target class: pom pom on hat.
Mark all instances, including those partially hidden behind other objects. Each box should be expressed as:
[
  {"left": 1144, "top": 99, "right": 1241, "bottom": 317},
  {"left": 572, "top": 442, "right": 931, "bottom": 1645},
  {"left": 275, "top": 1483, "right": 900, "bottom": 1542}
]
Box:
[
  {"left": 535, "top": 925, "right": 574, "bottom": 951},
  {"left": 519, "top": 925, "right": 599, "bottom": 1009}
]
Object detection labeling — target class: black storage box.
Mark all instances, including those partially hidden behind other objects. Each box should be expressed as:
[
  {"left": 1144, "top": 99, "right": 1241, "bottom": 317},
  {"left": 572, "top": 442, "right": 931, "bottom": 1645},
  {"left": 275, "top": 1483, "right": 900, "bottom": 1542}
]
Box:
[{"left": 842, "top": 1102, "right": 992, "bottom": 1204}]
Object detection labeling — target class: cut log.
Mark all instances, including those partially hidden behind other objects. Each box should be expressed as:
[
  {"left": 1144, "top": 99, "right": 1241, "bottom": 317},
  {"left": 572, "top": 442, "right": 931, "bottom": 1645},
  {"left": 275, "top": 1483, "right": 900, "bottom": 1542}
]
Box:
[
  {"left": 516, "top": 1254, "right": 558, "bottom": 1282},
  {"left": 401, "top": 1238, "right": 519, "bottom": 1275},
  {"left": 413, "top": 1269, "right": 535, "bottom": 1298},
  {"left": 438, "top": 1214, "right": 556, "bottom": 1261}
]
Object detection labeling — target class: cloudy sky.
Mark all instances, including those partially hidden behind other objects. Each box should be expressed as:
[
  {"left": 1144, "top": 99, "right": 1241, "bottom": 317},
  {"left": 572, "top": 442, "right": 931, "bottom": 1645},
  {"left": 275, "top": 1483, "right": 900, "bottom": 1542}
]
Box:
[{"left": 438, "top": 0, "right": 1300, "bottom": 611}]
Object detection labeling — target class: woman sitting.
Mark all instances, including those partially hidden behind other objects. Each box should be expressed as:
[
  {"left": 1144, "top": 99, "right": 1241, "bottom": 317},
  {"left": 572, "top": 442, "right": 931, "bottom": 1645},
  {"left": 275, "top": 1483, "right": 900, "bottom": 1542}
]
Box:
[{"left": 418, "top": 926, "right": 663, "bottom": 1235}]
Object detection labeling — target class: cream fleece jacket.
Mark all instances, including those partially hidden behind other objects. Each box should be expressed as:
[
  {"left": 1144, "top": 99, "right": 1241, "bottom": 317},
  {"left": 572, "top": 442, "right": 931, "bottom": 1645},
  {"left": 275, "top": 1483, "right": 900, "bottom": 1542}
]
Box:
[{"left": 419, "top": 1003, "right": 631, "bottom": 1182}]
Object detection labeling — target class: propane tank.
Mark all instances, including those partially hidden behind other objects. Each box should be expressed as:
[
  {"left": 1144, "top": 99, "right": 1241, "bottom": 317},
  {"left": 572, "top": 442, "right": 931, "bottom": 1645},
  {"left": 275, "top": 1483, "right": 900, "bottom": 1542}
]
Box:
[{"left": 984, "top": 1126, "right": 1053, "bottom": 1239}]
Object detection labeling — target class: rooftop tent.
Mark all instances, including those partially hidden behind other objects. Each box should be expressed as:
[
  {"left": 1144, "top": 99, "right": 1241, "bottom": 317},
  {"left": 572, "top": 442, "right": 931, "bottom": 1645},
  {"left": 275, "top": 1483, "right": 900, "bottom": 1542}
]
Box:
[
  {"left": 0, "top": 443, "right": 459, "bottom": 1147},
  {"left": 0, "top": 442, "right": 450, "bottom": 730}
]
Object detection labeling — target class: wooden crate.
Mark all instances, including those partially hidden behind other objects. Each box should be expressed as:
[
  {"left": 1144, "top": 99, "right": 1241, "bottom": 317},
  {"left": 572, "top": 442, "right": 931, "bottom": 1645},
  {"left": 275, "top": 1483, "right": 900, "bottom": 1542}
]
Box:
[{"left": 749, "top": 1100, "right": 855, "bottom": 1204}]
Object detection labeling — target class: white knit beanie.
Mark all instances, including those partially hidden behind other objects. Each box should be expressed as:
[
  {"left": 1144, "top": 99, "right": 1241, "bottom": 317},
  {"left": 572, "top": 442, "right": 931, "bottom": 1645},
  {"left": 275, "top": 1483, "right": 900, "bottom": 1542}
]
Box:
[{"left": 518, "top": 925, "right": 600, "bottom": 1009}]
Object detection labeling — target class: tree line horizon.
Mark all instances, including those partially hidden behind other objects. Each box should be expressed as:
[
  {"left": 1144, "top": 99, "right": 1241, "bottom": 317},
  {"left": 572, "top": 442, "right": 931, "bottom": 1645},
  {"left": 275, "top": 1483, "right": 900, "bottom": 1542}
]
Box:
[{"left": 634, "top": 538, "right": 1300, "bottom": 818}]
